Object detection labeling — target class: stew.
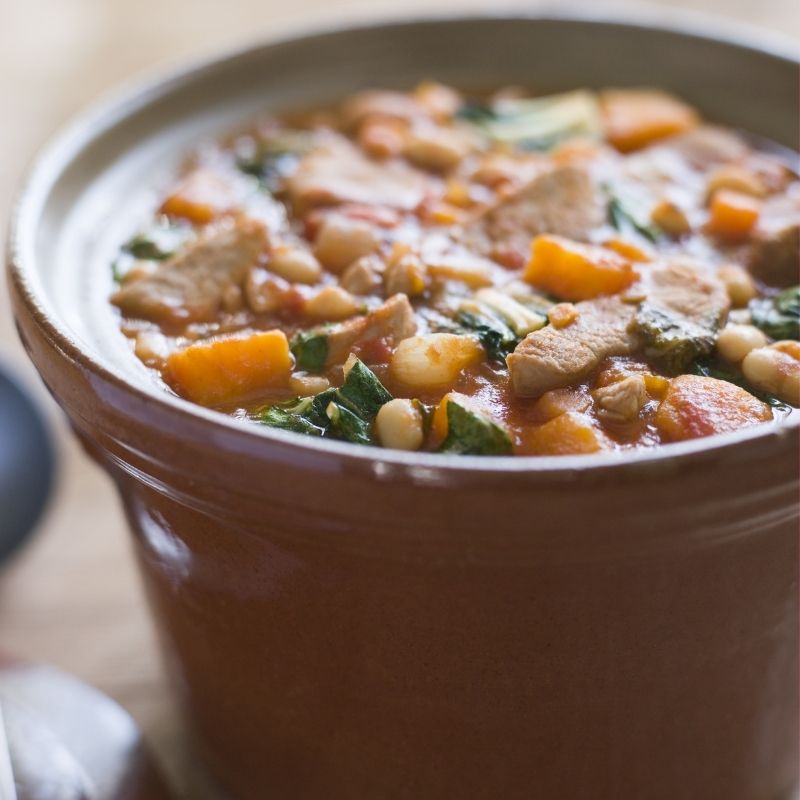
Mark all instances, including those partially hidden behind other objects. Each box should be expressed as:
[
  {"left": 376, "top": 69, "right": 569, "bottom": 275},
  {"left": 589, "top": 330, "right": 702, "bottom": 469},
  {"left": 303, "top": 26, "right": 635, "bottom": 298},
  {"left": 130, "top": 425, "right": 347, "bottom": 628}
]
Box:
[{"left": 111, "top": 84, "right": 800, "bottom": 455}]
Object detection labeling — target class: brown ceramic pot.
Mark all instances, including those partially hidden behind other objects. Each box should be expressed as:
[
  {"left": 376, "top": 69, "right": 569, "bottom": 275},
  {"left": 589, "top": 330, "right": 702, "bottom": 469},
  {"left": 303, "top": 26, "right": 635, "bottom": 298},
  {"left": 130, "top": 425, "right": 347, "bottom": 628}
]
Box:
[{"left": 7, "top": 12, "right": 800, "bottom": 799}]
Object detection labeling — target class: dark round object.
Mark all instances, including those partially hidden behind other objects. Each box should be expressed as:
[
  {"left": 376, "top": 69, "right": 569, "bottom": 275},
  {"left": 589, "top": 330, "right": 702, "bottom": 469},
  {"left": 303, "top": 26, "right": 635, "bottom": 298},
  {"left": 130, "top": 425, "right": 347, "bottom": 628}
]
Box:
[{"left": 0, "top": 365, "right": 55, "bottom": 564}]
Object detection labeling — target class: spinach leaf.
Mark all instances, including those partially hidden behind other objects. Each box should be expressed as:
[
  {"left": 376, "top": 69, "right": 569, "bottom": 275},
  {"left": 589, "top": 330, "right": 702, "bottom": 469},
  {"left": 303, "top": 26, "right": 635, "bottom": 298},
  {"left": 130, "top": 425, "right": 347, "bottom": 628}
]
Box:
[
  {"left": 749, "top": 286, "right": 800, "bottom": 341},
  {"left": 632, "top": 304, "right": 716, "bottom": 373},
  {"left": 607, "top": 193, "right": 660, "bottom": 244},
  {"left": 456, "top": 310, "right": 518, "bottom": 363},
  {"left": 259, "top": 406, "right": 326, "bottom": 436},
  {"left": 439, "top": 399, "right": 513, "bottom": 456},
  {"left": 259, "top": 361, "right": 391, "bottom": 444},
  {"left": 234, "top": 131, "right": 312, "bottom": 191},
  {"left": 291, "top": 330, "right": 329, "bottom": 372},
  {"left": 325, "top": 401, "right": 373, "bottom": 446},
  {"left": 455, "top": 102, "right": 499, "bottom": 124},
  {"left": 338, "top": 359, "right": 393, "bottom": 419},
  {"left": 691, "top": 359, "right": 791, "bottom": 411}
]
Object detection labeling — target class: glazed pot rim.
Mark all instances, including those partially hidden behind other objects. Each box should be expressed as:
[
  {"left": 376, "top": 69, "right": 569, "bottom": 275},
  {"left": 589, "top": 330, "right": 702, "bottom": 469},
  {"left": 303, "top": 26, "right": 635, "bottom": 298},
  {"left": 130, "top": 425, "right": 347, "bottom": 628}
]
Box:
[{"left": 7, "top": 7, "right": 800, "bottom": 477}]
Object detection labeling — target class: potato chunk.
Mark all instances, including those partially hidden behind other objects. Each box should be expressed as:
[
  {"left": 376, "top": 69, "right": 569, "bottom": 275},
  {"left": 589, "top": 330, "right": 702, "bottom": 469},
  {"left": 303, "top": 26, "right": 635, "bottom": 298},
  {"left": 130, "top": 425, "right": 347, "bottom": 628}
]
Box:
[
  {"left": 390, "top": 333, "right": 483, "bottom": 390},
  {"left": 655, "top": 374, "right": 772, "bottom": 442},
  {"left": 600, "top": 89, "right": 699, "bottom": 152},
  {"left": 523, "top": 235, "right": 638, "bottom": 301},
  {"left": 166, "top": 330, "right": 292, "bottom": 406}
]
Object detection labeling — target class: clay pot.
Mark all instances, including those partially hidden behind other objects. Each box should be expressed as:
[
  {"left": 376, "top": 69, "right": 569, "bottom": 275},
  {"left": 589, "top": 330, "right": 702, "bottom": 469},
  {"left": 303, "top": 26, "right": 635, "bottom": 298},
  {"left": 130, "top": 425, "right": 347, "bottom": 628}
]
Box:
[{"left": 7, "top": 13, "right": 799, "bottom": 799}]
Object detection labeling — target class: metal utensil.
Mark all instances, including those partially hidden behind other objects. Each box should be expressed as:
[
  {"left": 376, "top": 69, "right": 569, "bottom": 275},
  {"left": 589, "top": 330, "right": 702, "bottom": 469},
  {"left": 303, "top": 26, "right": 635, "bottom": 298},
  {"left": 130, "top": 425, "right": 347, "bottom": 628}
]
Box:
[
  {"left": 0, "top": 702, "right": 17, "bottom": 800},
  {"left": 0, "top": 364, "right": 55, "bottom": 565}
]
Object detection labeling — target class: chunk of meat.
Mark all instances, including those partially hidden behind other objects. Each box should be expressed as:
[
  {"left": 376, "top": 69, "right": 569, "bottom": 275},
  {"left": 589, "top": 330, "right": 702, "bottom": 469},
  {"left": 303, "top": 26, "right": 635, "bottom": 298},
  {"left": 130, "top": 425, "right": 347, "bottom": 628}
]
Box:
[
  {"left": 112, "top": 218, "right": 268, "bottom": 328},
  {"left": 655, "top": 374, "right": 772, "bottom": 441},
  {"left": 746, "top": 185, "right": 800, "bottom": 287},
  {"left": 286, "top": 134, "right": 434, "bottom": 212},
  {"left": 325, "top": 293, "right": 417, "bottom": 366},
  {"left": 339, "top": 90, "right": 427, "bottom": 130},
  {"left": 657, "top": 126, "right": 749, "bottom": 170},
  {"left": 508, "top": 263, "right": 729, "bottom": 396},
  {"left": 507, "top": 297, "right": 637, "bottom": 396},
  {"left": 592, "top": 374, "right": 647, "bottom": 422},
  {"left": 631, "top": 263, "right": 730, "bottom": 372},
  {"left": 460, "top": 165, "right": 606, "bottom": 263}
]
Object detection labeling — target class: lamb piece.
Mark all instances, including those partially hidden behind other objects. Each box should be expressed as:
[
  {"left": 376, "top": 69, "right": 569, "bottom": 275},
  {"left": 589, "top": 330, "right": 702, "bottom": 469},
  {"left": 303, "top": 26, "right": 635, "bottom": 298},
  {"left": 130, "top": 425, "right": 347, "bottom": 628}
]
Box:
[
  {"left": 746, "top": 186, "right": 800, "bottom": 287},
  {"left": 656, "top": 125, "right": 748, "bottom": 170},
  {"left": 339, "top": 90, "right": 427, "bottom": 130},
  {"left": 507, "top": 297, "right": 637, "bottom": 397},
  {"left": 631, "top": 263, "right": 730, "bottom": 372},
  {"left": 325, "top": 293, "right": 417, "bottom": 366},
  {"left": 286, "top": 134, "right": 434, "bottom": 213},
  {"left": 460, "top": 165, "right": 606, "bottom": 264},
  {"left": 112, "top": 218, "right": 267, "bottom": 328}
]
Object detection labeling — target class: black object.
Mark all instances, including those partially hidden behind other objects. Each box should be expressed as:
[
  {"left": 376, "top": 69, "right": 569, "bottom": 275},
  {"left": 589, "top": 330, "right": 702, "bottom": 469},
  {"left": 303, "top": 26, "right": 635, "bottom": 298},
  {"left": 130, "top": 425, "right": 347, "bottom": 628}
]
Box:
[{"left": 0, "top": 365, "right": 55, "bottom": 564}]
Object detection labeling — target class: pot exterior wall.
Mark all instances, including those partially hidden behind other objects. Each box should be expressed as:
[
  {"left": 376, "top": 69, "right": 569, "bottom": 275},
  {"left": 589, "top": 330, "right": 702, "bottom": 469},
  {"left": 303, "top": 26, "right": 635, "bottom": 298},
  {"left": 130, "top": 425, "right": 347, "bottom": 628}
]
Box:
[{"left": 113, "top": 465, "right": 797, "bottom": 800}]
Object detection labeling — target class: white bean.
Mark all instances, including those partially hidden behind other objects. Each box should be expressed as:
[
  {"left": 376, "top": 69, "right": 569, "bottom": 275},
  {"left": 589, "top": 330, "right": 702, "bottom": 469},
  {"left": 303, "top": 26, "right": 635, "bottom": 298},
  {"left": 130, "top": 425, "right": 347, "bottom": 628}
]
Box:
[
  {"left": 314, "top": 217, "right": 380, "bottom": 273},
  {"left": 305, "top": 286, "right": 359, "bottom": 321},
  {"left": 375, "top": 399, "right": 424, "bottom": 451},
  {"left": 717, "top": 324, "right": 768, "bottom": 363},
  {"left": 718, "top": 264, "right": 757, "bottom": 307},
  {"left": 269, "top": 246, "right": 322, "bottom": 284},
  {"left": 742, "top": 342, "right": 800, "bottom": 405},
  {"left": 404, "top": 125, "right": 469, "bottom": 172}
]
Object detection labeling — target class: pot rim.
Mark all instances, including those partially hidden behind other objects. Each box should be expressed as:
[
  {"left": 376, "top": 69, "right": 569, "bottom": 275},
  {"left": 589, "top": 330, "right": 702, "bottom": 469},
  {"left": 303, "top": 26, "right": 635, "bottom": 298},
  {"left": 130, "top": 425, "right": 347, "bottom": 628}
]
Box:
[{"left": 7, "top": 7, "right": 800, "bottom": 477}]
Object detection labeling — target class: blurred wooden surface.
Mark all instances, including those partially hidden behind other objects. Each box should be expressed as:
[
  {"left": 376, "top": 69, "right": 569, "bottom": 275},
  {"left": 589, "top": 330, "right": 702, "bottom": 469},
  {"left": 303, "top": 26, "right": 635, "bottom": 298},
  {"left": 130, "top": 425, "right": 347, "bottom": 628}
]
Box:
[{"left": 0, "top": 0, "right": 797, "bottom": 795}]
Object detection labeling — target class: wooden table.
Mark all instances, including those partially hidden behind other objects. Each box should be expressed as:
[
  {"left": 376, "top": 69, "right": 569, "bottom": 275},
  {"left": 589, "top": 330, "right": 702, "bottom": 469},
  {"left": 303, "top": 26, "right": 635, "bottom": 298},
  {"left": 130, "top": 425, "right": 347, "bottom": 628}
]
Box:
[{"left": 0, "top": 1, "right": 797, "bottom": 794}]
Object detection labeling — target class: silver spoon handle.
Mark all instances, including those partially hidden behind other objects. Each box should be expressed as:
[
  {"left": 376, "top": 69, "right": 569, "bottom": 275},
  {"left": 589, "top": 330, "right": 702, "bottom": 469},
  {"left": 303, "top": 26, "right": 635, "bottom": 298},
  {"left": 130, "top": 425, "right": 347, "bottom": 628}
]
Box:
[{"left": 0, "top": 704, "right": 17, "bottom": 800}]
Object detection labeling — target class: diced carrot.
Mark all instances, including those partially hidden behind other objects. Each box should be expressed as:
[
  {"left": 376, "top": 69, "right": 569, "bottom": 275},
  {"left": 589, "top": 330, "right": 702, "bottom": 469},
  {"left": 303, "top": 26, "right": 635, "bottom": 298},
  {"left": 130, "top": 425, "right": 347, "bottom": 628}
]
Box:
[
  {"left": 654, "top": 374, "right": 771, "bottom": 442},
  {"left": 166, "top": 330, "right": 292, "bottom": 406},
  {"left": 519, "top": 411, "right": 608, "bottom": 456},
  {"left": 603, "top": 236, "right": 653, "bottom": 262},
  {"left": 600, "top": 89, "right": 699, "bottom": 153},
  {"left": 160, "top": 168, "right": 238, "bottom": 224},
  {"left": 706, "top": 190, "right": 761, "bottom": 242},
  {"left": 533, "top": 388, "right": 591, "bottom": 422},
  {"left": 523, "top": 235, "right": 639, "bottom": 301}
]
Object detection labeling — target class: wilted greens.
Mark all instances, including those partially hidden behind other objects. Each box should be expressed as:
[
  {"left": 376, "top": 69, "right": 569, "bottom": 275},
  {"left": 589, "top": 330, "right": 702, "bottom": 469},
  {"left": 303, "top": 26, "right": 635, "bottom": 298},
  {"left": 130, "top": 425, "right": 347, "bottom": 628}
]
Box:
[{"left": 750, "top": 287, "right": 800, "bottom": 341}]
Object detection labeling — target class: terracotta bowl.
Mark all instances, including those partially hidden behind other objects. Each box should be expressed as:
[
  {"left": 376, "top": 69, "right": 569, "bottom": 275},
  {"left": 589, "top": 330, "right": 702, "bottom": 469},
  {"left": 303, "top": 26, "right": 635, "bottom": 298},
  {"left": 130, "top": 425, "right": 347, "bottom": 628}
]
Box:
[{"left": 7, "top": 12, "right": 800, "bottom": 799}]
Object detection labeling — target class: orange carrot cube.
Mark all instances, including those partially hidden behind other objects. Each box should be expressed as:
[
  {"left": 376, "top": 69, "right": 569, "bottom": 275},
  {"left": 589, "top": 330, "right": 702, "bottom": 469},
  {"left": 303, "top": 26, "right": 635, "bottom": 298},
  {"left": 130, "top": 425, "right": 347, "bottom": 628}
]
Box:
[
  {"left": 166, "top": 329, "right": 292, "bottom": 406},
  {"left": 523, "top": 235, "right": 639, "bottom": 301}
]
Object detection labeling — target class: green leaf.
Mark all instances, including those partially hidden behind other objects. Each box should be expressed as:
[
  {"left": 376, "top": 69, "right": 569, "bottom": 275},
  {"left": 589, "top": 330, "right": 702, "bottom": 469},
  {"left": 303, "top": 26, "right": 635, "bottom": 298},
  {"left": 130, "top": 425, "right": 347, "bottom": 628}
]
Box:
[
  {"left": 291, "top": 330, "right": 329, "bottom": 372},
  {"left": 457, "top": 90, "right": 601, "bottom": 151},
  {"left": 259, "top": 406, "right": 326, "bottom": 436},
  {"left": 607, "top": 193, "right": 661, "bottom": 244},
  {"left": 632, "top": 304, "right": 716, "bottom": 373},
  {"left": 691, "top": 359, "right": 791, "bottom": 411},
  {"left": 439, "top": 399, "right": 512, "bottom": 456},
  {"left": 456, "top": 310, "right": 518, "bottom": 363},
  {"left": 750, "top": 286, "right": 800, "bottom": 341},
  {"left": 122, "top": 220, "right": 193, "bottom": 261},
  {"left": 338, "top": 359, "right": 393, "bottom": 419},
  {"left": 234, "top": 131, "right": 312, "bottom": 191},
  {"left": 325, "top": 401, "right": 373, "bottom": 446}
]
